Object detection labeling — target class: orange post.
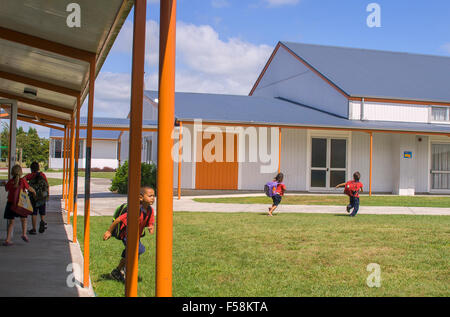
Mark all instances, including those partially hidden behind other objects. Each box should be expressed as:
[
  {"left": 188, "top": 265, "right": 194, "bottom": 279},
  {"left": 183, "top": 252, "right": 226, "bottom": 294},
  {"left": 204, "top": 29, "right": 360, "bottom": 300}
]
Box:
[
  {"left": 68, "top": 118, "right": 75, "bottom": 224},
  {"left": 83, "top": 58, "right": 96, "bottom": 288},
  {"left": 369, "top": 132, "right": 373, "bottom": 196},
  {"left": 156, "top": 0, "right": 176, "bottom": 297},
  {"left": 124, "top": 0, "right": 147, "bottom": 297},
  {"left": 178, "top": 121, "right": 182, "bottom": 200},
  {"left": 278, "top": 127, "right": 282, "bottom": 174},
  {"left": 62, "top": 127, "right": 67, "bottom": 209},
  {"left": 73, "top": 96, "right": 81, "bottom": 243}
]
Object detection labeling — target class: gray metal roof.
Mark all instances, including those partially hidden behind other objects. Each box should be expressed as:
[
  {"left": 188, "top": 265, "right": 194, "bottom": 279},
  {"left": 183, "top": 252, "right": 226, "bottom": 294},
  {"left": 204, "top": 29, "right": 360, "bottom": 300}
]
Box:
[
  {"left": 144, "top": 90, "right": 450, "bottom": 135},
  {"left": 50, "top": 129, "right": 121, "bottom": 140},
  {"left": 0, "top": 1, "right": 133, "bottom": 125},
  {"left": 78, "top": 117, "right": 157, "bottom": 129},
  {"left": 280, "top": 42, "right": 450, "bottom": 103}
]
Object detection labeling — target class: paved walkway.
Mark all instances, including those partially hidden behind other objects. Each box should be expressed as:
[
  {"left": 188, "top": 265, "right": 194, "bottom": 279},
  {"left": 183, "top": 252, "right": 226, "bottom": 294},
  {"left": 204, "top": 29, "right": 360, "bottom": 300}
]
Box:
[
  {"left": 0, "top": 195, "right": 94, "bottom": 297},
  {"left": 51, "top": 178, "right": 450, "bottom": 216}
]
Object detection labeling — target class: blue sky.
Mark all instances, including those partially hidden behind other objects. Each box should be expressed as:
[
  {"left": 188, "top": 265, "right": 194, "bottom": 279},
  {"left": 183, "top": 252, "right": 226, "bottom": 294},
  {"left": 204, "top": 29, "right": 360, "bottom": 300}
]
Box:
[{"left": 22, "top": 0, "right": 450, "bottom": 137}]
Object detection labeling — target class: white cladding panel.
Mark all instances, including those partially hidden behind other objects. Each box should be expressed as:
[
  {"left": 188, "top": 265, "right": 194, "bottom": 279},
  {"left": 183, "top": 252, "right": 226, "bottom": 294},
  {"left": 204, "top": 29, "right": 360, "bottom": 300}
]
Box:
[
  {"left": 351, "top": 100, "right": 429, "bottom": 123},
  {"left": 49, "top": 158, "right": 118, "bottom": 169},
  {"left": 415, "top": 136, "right": 429, "bottom": 193},
  {"left": 279, "top": 128, "right": 307, "bottom": 191},
  {"left": 92, "top": 140, "right": 117, "bottom": 160},
  {"left": 173, "top": 124, "right": 194, "bottom": 189}
]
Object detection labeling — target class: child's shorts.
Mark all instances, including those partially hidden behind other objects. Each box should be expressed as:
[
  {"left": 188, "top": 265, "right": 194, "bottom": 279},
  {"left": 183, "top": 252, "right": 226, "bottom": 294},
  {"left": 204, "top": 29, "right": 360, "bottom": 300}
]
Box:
[
  {"left": 272, "top": 194, "right": 282, "bottom": 206},
  {"left": 32, "top": 204, "right": 46, "bottom": 216},
  {"left": 121, "top": 238, "right": 146, "bottom": 259},
  {"left": 3, "top": 202, "right": 27, "bottom": 219}
]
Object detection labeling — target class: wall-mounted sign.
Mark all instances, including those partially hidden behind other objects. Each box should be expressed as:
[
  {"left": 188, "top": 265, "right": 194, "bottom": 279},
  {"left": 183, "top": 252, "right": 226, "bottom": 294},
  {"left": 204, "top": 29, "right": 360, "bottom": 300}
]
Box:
[{"left": 404, "top": 151, "right": 412, "bottom": 159}]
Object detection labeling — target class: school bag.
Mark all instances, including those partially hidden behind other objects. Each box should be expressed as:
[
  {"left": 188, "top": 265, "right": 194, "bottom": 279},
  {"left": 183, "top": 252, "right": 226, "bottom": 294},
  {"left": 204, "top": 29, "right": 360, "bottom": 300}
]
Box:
[
  {"left": 28, "top": 172, "right": 49, "bottom": 207},
  {"left": 344, "top": 181, "right": 359, "bottom": 197},
  {"left": 111, "top": 203, "right": 152, "bottom": 240},
  {"left": 264, "top": 181, "right": 278, "bottom": 197}
]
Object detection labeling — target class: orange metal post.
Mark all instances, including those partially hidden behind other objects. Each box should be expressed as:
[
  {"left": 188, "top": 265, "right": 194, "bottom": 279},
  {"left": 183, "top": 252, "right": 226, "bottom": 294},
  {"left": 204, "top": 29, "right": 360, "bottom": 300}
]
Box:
[
  {"left": 369, "top": 132, "right": 373, "bottom": 196},
  {"left": 83, "top": 58, "right": 96, "bottom": 288},
  {"left": 278, "top": 127, "right": 282, "bottom": 174},
  {"left": 156, "top": 0, "right": 176, "bottom": 298},
  {"left": 125, "top": 0, "right": 147, "bottom": 297},
  {"left": 73, "top": 96, "right": 81, "bottom": 243},
  {"left": 178, "top": 122, "right": 182, "bottom": 200},
  {"left": 63, "top": 126, "right": 68, "bottom": 210},
  {"left": 68, "top": 118, "right": 75, "bottom": 224}
]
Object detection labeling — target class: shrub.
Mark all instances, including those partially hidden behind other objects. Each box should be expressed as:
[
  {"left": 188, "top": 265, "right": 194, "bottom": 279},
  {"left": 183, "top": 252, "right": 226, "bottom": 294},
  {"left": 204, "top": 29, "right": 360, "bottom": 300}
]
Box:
[{"left": 110, "top": 161, "right": 157, "bottom": 194}]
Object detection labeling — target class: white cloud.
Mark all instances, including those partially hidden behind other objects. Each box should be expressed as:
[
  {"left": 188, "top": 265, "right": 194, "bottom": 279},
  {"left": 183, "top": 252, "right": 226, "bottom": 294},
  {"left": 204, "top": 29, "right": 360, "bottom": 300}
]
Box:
[
  {"left": 442, "top": 43, "right": 450, "bottom": 54},
  {"left": 99, "top": 19, "right": 273, "bottom": 117},
  {"left": 211, "top": 0, "right": 230, "bottom": 8},
  {"left": 264, "top": 0, "right": 300, "bottom": 7}
]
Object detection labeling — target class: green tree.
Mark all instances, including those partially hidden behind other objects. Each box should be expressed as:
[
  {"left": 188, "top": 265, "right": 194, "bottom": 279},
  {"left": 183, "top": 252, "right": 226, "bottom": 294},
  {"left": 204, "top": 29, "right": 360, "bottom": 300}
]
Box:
[{"left": 110, "top": 161, "right": 157, "bottom": 194}]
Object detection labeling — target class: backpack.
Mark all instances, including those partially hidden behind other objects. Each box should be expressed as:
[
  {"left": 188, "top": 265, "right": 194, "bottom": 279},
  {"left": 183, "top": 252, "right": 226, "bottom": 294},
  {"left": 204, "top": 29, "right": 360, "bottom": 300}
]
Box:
[
  {"left": 28, "top": 172, "right": 49, "bottom": 207},
  {"left": 110, "top": 203, "right": 152, "bottom": 240},
  {"left": 264, "top": 181, "right": 278, "bottom": 197},
  {"left": 344, "top": 181, "right": 359, "bottom": 197}
]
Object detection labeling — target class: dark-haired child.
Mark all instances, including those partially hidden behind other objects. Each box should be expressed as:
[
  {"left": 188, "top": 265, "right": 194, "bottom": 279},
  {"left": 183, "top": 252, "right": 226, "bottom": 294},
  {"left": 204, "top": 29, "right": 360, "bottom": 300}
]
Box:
[
  {"left": 268, "top": 173, "right": 286, "bottom": 217},
  {"left": 336, "top": 172, "right": 364, "bottom": 217}
]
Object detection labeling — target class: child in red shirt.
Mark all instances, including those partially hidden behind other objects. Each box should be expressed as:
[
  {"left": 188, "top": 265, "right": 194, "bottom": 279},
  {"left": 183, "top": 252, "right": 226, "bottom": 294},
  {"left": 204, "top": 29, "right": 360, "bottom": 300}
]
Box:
[
  {"left": 336, "top": 171, "right": 364, "bottom": 217},
  {"left": 3, "top": 165, "right": 36, "bottom": 246},
  {"left": 268, "top": 173, "right": 286, "bottom": 216},
  {"left": 103, "top": 186, "right": 155, "bottom": 282}
]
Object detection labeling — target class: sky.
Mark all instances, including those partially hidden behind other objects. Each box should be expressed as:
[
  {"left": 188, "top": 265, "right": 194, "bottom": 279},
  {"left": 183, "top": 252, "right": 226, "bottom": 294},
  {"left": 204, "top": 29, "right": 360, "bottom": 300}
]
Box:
[{"left": 17, "top": 0, "right": 450, "bottom": 137}]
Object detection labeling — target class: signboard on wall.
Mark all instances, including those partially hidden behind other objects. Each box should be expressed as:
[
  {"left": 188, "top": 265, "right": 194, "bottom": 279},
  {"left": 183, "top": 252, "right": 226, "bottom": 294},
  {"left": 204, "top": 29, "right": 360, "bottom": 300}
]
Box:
[{"left": 403, "top": 151, "right": 412, "bottom": 159}]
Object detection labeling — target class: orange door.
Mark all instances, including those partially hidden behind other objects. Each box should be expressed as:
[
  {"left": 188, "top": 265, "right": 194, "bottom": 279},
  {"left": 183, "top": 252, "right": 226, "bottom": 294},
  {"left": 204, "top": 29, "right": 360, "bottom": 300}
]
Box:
[{"left": 196, "top": 132, "right": 238, "bottom": 190}]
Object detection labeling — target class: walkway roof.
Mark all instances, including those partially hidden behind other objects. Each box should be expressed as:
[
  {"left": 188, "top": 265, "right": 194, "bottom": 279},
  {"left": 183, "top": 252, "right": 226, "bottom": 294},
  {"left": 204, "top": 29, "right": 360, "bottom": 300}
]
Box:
[
  {"left": 144, "top": 90, "right": 450, "bottom": 135},
  {"left": 0, "top": 0, "right": 134, "bottom": 126}
]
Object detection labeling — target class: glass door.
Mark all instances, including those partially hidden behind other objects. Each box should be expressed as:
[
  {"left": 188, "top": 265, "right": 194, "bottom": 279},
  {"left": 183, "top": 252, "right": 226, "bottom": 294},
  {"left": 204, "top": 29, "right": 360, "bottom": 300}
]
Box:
[
  {"left": 311, "top": 137, "right": 347, "bottom": 189},
  {"left": 431, "top": 143, "right": 450, "bottom": 190}
]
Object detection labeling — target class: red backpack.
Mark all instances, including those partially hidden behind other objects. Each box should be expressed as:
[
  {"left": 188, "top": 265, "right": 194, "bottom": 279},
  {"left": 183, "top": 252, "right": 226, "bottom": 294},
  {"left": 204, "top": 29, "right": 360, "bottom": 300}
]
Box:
[{"left": 344, "top": 181, "right": 360, "bottom": 197}]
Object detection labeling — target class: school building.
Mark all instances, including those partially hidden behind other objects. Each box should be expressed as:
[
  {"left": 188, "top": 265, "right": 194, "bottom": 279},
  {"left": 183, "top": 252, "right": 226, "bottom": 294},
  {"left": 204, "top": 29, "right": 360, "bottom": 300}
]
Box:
[{"left": 119, "top": 42, "right": 450, "bottom": 195}]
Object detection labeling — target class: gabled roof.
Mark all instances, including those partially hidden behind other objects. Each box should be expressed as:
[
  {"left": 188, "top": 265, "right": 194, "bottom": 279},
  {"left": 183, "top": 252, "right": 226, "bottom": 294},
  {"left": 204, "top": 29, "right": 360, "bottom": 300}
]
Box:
[
  {"left": 144, "top": 90, "right": 450, "bottom": 135},
  {"left": 278, "top": 42, "right": 450, "bottom": 103}
]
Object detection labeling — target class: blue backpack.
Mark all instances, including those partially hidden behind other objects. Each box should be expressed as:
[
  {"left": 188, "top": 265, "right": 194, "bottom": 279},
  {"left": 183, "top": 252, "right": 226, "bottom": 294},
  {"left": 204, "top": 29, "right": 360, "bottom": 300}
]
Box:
[{"left": 264, "top": 181, "right": 278, "bottom": 197}]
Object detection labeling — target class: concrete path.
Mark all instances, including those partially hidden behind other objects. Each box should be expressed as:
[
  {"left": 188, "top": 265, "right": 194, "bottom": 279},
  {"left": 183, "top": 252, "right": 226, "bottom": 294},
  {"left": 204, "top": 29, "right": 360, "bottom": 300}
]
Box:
[
  {"left": 0, "top": 196, "right": 94, "bottom": 297},
  {"left": 51, "top": 178, "right": 450, "bottom": 216}
]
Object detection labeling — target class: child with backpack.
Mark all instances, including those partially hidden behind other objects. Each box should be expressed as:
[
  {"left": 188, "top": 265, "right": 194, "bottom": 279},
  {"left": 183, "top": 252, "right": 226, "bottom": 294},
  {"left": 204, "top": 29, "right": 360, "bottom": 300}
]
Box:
[
  {"left": 335, "top": 171, "right": 364, "bottom": 217},
  {"left": 102, "top": 186, "right": 155, "bottom": 282},
  {"left": 25, "top": 162, "right": 49, "bottom": 234},
  {"left": 3, "top": 164, "right": 36, "bottom": 246},
  {"left": 266, "top": 173, "right": 286, "bottom": 217}
]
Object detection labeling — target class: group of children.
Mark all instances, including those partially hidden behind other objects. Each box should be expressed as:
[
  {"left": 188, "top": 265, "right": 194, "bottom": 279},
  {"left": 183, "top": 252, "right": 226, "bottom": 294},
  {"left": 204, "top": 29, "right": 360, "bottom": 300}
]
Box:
[
  {"left": 266, "top": 171, "right": 364, "bottom": 217},
  {"left": 3, "top": 162, "right": 49, "bottom": 246}
]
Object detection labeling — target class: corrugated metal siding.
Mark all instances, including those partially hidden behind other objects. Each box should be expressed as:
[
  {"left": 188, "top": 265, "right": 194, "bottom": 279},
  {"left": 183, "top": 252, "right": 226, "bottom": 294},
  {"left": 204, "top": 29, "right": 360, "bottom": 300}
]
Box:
[
  {"left": 239, "top": 127, "right": 281, "bottom": 190},
  {"left": 363, "top": 102, "right": 429, "bottom": 123},
  {"left": 252, "top": 46, "right": 349, "bottom": 118},
  {"left": 351, "top": 132, "right": 395, "bottom": 192},
  {"left": 415, "top": 136, "right": 429, "bottom": 193},
  {"left": 280, "top": 128, "right": 307, "bottom": 191}
]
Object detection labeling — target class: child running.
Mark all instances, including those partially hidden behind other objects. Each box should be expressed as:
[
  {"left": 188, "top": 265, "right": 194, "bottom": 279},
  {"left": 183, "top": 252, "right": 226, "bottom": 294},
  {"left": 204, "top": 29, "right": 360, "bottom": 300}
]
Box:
[
  {"left": 25, "top": 162, "right": 49, "bottom": 234},
  {"left": 102, "top": 186, "right": 155, "bottom": 282},
  {"left": 268, "top": 172, "right": 286, "bottom": 216},
  {"left": 3, "top": 164, "right": 36, "bottom": 246},
  {"left": 335, "top": 171, "right": 364, "bottom": 217}
]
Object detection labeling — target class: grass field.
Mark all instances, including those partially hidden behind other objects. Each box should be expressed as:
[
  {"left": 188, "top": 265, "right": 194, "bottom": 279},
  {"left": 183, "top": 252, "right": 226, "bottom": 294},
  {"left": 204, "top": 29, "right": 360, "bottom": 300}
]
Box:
[
  {"left": 194, "top": 195, "right": 450, "bottom": 208},
  {"left": 77, "top": 171, "right": 115, "bottom": 179},
  {"left": 75, "top": 212, "right": 450, "bottom": 297},
  {"left": 0, "top": 174, "right": 62, "bottom": 186}
]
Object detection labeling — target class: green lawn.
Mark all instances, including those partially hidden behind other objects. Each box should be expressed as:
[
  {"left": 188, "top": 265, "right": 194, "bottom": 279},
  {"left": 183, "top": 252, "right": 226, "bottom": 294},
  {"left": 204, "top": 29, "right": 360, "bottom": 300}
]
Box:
[
  {"left": 194, "top": 195, "right": 450, "bottom": 208},
  {"left": 75, "top": 213, "right": 450, "bottom": 297},
  {"left": 0, "top": 174, "right": 62, "bottom": 186},
  {"left": 77, "top": 171, "right": 115, "bottom": 179}
]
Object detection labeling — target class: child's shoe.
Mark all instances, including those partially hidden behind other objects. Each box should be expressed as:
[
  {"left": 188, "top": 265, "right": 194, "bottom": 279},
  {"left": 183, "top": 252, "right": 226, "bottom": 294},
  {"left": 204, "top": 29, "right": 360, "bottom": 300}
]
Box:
[
  {"left": 39, "top": 221, "right": 47, "bottom": 233},
  {"left": 111, "top": 268, "right": 125, "bottom": 282}
]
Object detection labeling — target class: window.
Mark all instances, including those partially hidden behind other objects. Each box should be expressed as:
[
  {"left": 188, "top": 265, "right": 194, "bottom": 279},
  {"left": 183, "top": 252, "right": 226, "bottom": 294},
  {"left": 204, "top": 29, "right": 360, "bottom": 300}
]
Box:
[
  {"left": 52, "top": 139, "right": 62, "bottom": 158},
  {"left": 431, "top": 107, "right": 450, "bottom": 122}
]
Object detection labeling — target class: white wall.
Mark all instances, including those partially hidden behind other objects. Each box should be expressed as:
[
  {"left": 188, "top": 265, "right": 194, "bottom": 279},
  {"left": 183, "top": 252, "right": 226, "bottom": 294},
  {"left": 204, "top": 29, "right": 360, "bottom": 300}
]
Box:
[
  {"left": 349, "top": 100, "right": 429, "bottom": 123},
  {"left": 415, "top": 135, "right": 429, "bottom": 193}
]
